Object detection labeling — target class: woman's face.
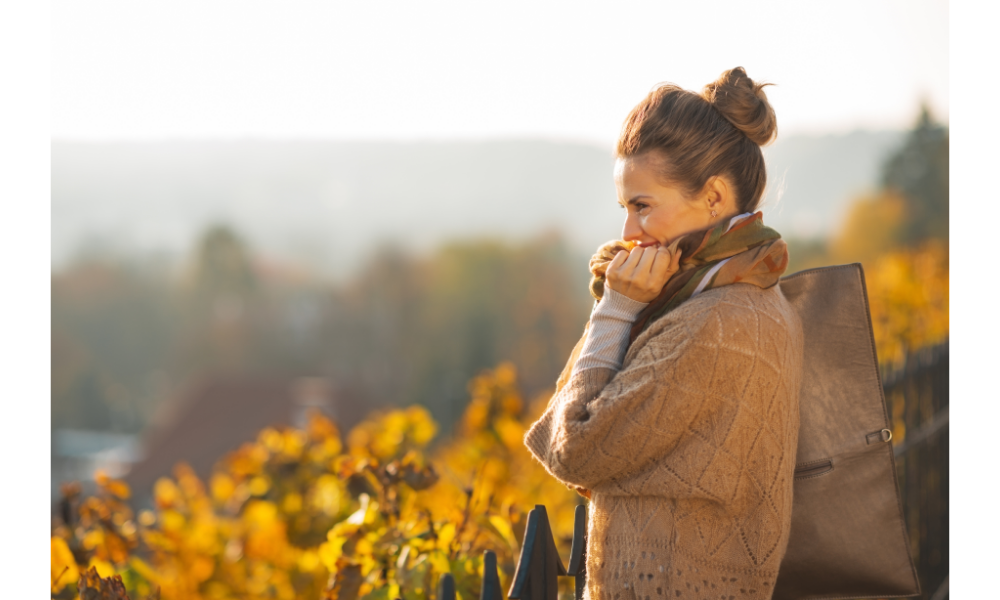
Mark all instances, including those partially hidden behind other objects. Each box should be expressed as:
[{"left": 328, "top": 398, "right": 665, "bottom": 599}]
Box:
[{"left": 614, "top": 153, "right": 731, "bottom": 246}]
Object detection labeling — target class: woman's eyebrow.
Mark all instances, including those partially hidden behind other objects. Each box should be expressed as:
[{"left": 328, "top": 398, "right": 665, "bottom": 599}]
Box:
[{"left": 624, "top": 195, "right": 653, "bottom": 205}]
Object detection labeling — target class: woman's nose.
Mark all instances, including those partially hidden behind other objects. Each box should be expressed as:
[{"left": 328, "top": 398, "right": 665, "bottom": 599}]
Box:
[{"left": 622, "top": 212, "right": 644, "bottom": 242}]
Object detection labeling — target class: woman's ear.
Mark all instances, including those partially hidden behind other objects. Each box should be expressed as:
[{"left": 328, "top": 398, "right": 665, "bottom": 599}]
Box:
[{"left": 703, "top": 176, "right": 732, "bottom": 214}]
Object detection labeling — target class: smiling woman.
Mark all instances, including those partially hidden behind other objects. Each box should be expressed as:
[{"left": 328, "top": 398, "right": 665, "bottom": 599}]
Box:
[{"left": 524, "top": 68, "right": 802, "bottom": 600}]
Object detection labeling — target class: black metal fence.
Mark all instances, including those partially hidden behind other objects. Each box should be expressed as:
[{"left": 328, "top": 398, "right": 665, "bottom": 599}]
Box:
[
  {"left": 432, "top": 504, "right": 587, "bottom": 600},
  {"left": 883, "top": 340, "right": 949, "bottom": 600},
  {"left": 432, "top": 341, "right": 950, "bottom": 600}
]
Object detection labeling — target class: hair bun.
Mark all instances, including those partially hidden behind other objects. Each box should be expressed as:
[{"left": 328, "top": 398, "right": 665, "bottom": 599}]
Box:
[{"left": 702, "top": 67, "right": 777, "bottom": 146}]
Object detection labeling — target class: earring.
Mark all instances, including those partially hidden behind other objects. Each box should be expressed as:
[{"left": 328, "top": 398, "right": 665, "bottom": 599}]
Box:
[{"left": 711, "top": 210, "right": 718, "bottom": 218}]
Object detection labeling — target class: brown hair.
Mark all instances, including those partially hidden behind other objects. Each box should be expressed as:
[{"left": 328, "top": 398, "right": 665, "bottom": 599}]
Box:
[{"left": 616, "top": 67, "right": 777, "bottom": 213}]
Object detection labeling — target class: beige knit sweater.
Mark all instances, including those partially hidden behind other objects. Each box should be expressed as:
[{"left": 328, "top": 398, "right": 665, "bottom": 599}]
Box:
[{"left": 525, "top": 282, "right": 804, "bottom": 600}]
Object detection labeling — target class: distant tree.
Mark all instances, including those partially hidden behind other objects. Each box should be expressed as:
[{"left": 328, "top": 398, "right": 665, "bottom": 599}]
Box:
[
  {"left": 321, "top": 235, "right": 590, "bottom": 435},
  {"left": 53, "top": 227, "right": 592, "bottom": 438},
  {"left": 193, "top": 225, "right": 257, "bottom": 298},
  {"left": 881, "top": 103, "right": 949, "bottom": 244},
  {"left": 175, "top": 225, "right": 265, "bottom": 375},
  {"left": 830, "top": 104, "right": 948, "bottom": 264},
  {"left": 51, "top": 260, "right": 173, "bottom": 433},
  {"left": 408, "top": 236, "right": 590, "bottom": 433}
]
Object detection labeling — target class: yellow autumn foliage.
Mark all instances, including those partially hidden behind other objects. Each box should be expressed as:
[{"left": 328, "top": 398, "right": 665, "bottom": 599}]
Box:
[
  {"left": 51, "top": 363, "right": 579, "bottom": 600},
  {"left": 825, "top": 187, "right": 949, "bottom": 367},
  {"left": 862, "top": 240, "right": 949, "bottom": 367},
  {"left": 828, "top": 191, "right": 909, "bottom": 266},
  {"left": 51, "top": 537, "right": 80, "bottom": 594}
]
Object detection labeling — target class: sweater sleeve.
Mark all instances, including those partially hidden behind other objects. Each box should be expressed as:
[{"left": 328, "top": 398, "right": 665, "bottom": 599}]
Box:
[
  {"left": 573, "top": 288, "right": 648, "bottom": 373},
  {"left": 523, "top": 300, "right": 719, "bottom": 490}
]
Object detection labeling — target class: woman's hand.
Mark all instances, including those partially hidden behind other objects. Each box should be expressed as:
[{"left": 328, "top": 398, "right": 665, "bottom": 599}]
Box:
[{"left": 606, "top": 244, "right": 681, "bottom": 303}]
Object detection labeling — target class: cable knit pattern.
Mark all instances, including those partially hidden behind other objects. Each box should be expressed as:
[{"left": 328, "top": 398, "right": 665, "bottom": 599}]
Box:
[{"left": 524, "top": 282, "right": 804, "bottom": 600}]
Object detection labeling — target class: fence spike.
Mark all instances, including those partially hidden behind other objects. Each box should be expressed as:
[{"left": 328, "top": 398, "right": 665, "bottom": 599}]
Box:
[
  {"left": 566, "top": 504, "right": 588, "bottom": 599},
  {"left": 437, "top": 573, "right": 456, "bottom": 600},
  {"left": 508, "top": 505, "right": 567, "bottom": 599},
  {"left": 508, "top": 506, "right": 540, "bottom": 599},
  {"left": 566, "top": 504, "right": 587, "bottom": 576},
  {"left": 481, "top": 550, "right": 503, "bottom": 600}
]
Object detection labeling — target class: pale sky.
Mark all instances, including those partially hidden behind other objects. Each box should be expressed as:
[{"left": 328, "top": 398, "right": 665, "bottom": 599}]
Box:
[{"left": 52, "top": 0, "right": 949, "bottom": 144}]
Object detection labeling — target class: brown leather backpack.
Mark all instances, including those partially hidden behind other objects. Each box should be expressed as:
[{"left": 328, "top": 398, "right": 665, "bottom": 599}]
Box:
[{"left": 774, "top": 264, "right": 921, "bottom": 599}]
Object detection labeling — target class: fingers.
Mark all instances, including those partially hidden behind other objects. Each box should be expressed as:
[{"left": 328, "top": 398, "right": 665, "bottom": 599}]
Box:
[
  {"left": 608, "top": 246, "right": 642, "bottom": 280},
  {"left": 605, "top": 243, "right": 686, "bottom": 303},
  {"left": 605, "top": 250, "right": 629, "bottom": 292},
  {"left": 649, "top": 246, "right": 674, "bottom": 282},
  {"left": 605, "top": 245, "right": 652, "bottom": 298},
  {"left": 621, "top": 245, "right": 645, "bottom": 274},
  {"left": 635, "top": 244, "right": 659, "bottom": 276},
  {"left": 608, "top": 249, "right": 629, "bottom": 273}
]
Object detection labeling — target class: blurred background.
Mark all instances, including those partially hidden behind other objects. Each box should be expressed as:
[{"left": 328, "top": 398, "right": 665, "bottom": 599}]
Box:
[{"left": 50, "top": 1, "right": 948, "bottom": 597}]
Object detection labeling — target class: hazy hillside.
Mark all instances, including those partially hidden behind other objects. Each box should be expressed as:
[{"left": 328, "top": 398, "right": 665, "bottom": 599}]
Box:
[
  {"left": 760, "top": 129, "right": 907, "bottom": 237},
  {"left": 52, "top": 131, "right": 904, "bottom": 276}
]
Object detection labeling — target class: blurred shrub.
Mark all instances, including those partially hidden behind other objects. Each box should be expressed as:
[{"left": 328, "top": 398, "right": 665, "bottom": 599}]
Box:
[
  {"left": 862, "top": 241, "right": 949, "bottom": 367},
  {"left": 828, "top": 190, "right": 909, "bottom": 266},
  {"left": 880, "top": 104, "right": 949, "bottom": 244},
  {"left": 51, "top": 363, "right": 579, "bottom": 600}
]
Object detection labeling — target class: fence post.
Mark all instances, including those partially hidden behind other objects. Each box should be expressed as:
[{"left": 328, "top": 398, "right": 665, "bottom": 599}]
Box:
[
  {"left": 882, "top": 339, "right": 949, "bottom": 600},
  {"left": 508, "top": 505, "right": 566, "bottom": 600},
  {"left": 437, "top": 572, "right": 456, "bottom": 600},
  {"left": 566, "top": 504, "right": 588, "bottom": 600},
  {"left": 481, "top": 550, "right": 502, "bottom": 600}
]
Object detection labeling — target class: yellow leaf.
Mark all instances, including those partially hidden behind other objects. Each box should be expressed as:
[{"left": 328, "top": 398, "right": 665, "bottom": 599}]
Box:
[
  {"left": 428, "top": 550, "right": 450, "bottom": 576},
  {"left": 210, "top": 472, "right": 235, "bottom": 504},
  {"left": 88, "top": 556, "right": 116, "bottom": 578},
  {"left": 249, "top": 475, "right": 270, "bottom": 496},
  {"left": 282, "top": 429, "right": 306, "bottom": 459},
  {"left": 299, "top": 549, "right": 321, "bottom": 572},
  {"left": 243, "top": 500, "right": 279, "bottom": 526},
  {"left": 109, "top": 479, "right": 131, "bottom": 499},
  {"left": 318, "top": 539, "right": 343, "bottom": 571},
  {"left": 282, "top": 491, "right": 303, "bottom": 513},
  {"left": 488, "top": 515, "right": 518, "bottom": 549},
  {"left": 153, "top": 477, "right": 182, "bottom": 509},
  {"left": 327, "top": 520, "right": 361, "bottom": 542},
  {"left": 312, "top": 474, "right": 342, "bottom": 515},
  {"left": 496, "top": 416, "right": 526, "bottom": 449},
  {"left": 159, "top": 509, "right": 185, "bottom": 533},
  {"left": 260, "top": 427, "right": 284, "bottom": 453},
  {"left": 406, "top": 406, "right": 438, "bottom": 447},
  {"left": 82, "top": 528, "right": 105, "bottom": 550},
  {"left": 436, "top": 522, "right": 456, "bottom": 550},
  {"left": 307, "top": 410, "right": 341, "bottom": 443},
  {"left": 128, "top": 556, "right": 161, "bottom": 585},
  {"left": 191, "top": 555, "right": 215, "bottom": 583},
  {"left": 51, "top": 537, "right": 79, "bottom": 593}
]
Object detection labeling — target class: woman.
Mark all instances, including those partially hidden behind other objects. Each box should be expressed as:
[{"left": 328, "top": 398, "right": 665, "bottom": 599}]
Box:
[{"left": 524, "top": 67, "right": 804, "bottom": 600}]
